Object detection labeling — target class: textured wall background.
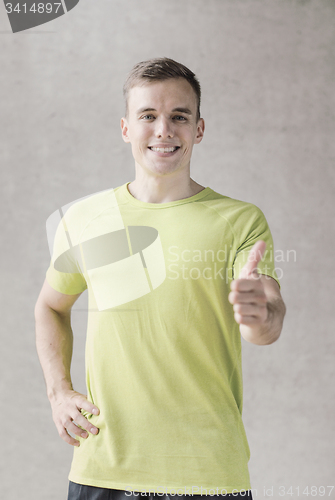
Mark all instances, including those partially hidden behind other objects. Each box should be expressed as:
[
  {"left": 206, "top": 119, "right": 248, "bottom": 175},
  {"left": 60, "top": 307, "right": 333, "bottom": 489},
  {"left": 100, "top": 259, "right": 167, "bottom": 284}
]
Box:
[{"left": 1, "top": 1, "right": 334, "bottom": 499}]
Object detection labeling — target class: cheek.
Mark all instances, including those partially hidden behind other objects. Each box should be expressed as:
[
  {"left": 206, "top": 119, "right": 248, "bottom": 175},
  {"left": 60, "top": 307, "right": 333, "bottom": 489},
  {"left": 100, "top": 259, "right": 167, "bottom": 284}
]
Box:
[
  {"left": 183, "top": 129, "right": 197, "bottom": 146},
  {"left": 132, "top": 139, "right": 148, "bottom": 156},
  {"left": 184, "top": 138, "right": 195, "bottom": 153},
  {"left": 136, "top": 131, "right": 150, "bottom": 148}
]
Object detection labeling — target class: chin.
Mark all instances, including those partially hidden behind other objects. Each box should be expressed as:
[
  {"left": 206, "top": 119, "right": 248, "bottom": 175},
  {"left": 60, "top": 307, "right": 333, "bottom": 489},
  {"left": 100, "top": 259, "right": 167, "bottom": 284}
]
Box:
[{"left": 151, "top": 164, "right": 181, "bottom": 175}]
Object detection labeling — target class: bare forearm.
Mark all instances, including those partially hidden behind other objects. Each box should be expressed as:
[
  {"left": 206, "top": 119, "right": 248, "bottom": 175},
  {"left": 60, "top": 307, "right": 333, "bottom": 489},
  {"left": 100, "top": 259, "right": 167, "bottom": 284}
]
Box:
[
  {"left": 240, "top": 296, "right": 286, "bottom": 345},
  {"left": 34, "top": 305, "right": 74, "bottom": 401}
]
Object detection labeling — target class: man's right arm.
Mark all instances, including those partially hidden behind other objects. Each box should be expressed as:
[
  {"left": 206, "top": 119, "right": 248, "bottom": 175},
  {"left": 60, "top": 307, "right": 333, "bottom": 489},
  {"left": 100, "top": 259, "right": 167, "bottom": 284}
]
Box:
[{"left": 34, "top": 278, "right": 100, "bottom": 447}]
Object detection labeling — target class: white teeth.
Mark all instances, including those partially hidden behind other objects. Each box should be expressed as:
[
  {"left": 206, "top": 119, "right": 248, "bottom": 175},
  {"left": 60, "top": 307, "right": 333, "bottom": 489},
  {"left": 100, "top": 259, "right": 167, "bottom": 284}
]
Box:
[{"left": 150, "top": 147, "right": 178, "bottom": 152}]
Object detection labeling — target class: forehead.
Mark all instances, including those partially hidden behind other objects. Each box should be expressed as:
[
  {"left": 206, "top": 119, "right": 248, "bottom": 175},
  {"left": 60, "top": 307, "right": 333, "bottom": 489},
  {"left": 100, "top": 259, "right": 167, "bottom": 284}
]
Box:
[{"left": 127, "top": 78, "right": 198, "bottom": 114}]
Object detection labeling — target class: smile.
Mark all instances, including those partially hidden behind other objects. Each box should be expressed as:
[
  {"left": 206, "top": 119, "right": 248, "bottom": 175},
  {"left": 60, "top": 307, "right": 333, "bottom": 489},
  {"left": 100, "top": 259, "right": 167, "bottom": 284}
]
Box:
[{"left": 149, "top": 147, "right": 180, "bottom": 153}]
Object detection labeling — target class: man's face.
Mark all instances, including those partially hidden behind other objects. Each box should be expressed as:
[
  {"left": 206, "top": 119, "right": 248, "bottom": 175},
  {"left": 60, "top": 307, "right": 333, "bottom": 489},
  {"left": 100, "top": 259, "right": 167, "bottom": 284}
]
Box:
[{"left": 121, "top": 78, "right": 205, "bottom": 178}]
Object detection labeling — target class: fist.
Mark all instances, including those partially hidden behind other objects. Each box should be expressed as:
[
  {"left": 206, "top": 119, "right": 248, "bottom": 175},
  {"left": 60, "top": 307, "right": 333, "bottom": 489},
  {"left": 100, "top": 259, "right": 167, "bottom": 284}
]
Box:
[{"left": 228, "top": 240, "right": 268, "bottom": 327}]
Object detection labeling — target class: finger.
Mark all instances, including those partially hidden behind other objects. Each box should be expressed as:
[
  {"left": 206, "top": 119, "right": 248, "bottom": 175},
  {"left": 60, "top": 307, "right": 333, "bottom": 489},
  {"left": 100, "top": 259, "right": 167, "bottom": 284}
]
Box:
[
  {"left": 239, "top": 240, "right": 266, "bottom": 278},
  {"left": 57, "top": 412, "right": 99, "bottom": 443},
  {"left": 72, "top": 413, "right": 100, "bottom": 435},
  {"left": 228, "top": 290, "right": 267, "bottom": 305},
  {"left": 234, "top": 306, "right": 268, "bottom": 325},
  {"left": 233, "top": 303, "right": 267, "bottom": 317},
  {"left": 56, "top": 422, "right": 81, "bottom": 447},
  {"left": 230, "top": 277, "right": 265, "bottom": 293},
  {"left": 78, "top": 400, "right": 100, "bottom": 416},
  {"left": 65, "top": 420, "right": 90, "bottom": 438},
  {"left": 70, "top": 393, "right": 100, "bottom": 416},
  {"left": 234, "top": 313, "right": 265, "bottom": 326}
]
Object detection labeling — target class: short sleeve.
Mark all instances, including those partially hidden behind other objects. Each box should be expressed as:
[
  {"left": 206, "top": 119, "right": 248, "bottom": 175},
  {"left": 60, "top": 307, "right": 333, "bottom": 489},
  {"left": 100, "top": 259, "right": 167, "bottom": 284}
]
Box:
[
  {"left": 46, "top": 211, "right": 87, "bottom": 295},
  {"left": 232, "top": 205, "right": 281, "bottom": 289}
]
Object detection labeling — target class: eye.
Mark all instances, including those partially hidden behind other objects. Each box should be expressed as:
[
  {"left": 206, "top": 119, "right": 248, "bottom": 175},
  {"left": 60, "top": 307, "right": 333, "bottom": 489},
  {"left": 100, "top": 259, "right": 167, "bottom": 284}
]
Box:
[
  {"left": 141, "top": 114, "right": 155, "bottom": 120},
  {"left": 173, "top": 115, "right": 187, "bottom": 121}
]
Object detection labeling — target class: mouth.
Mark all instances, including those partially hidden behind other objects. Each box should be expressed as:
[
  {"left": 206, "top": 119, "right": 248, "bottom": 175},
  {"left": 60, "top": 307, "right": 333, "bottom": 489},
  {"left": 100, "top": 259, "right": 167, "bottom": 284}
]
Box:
[{"left": 148, "top": 146, "right": 180, "bottom": 153}]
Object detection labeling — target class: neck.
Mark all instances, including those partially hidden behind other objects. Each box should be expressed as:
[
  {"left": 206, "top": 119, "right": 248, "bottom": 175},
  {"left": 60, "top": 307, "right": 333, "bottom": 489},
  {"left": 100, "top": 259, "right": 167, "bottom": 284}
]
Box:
[{"left": 127, "top": 173, "right": 205, "bottom": 204}]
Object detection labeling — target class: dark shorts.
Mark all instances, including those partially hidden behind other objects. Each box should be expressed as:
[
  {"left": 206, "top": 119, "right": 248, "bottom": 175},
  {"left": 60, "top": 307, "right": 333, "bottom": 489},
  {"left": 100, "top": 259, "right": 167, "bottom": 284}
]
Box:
[{"left": 67, "top": 481, "right": 253, "bottom": 500}]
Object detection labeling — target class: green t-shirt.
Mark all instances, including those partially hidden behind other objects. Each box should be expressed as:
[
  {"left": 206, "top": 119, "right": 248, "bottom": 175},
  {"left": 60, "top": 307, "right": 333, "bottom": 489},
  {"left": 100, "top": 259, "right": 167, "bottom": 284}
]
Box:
[{"left": 46, "top": 182, "right": 280, "bottom": 495}]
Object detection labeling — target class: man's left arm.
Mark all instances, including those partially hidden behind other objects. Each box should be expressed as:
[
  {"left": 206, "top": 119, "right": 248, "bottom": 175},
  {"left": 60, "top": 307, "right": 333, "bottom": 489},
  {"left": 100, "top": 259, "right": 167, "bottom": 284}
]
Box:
[{"left": 228, "top": 240, "right": 286, "bottom": 346}]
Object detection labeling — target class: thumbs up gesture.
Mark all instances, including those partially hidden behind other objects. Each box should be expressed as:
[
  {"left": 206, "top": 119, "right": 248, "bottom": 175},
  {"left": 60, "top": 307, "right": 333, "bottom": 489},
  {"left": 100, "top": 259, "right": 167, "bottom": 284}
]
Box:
[{"left": 228, "top": 240, "right": 269, "bottom": 328}]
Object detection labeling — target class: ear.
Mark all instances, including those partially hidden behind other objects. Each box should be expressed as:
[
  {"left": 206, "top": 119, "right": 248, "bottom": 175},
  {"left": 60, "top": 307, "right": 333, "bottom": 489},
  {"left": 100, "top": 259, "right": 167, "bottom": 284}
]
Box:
[
  {"left": 121, "top": 117, "right": 131, "bottom": 143},
  {"left": 194, "top": 118, "right": 205, "bottom": 144}
]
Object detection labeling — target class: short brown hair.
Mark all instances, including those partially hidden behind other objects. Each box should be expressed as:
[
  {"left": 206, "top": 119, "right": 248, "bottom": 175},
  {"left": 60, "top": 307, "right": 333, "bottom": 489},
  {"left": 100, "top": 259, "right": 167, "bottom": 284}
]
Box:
[{"left": 123, "top": 57, "right": 201, "bottom": 121}]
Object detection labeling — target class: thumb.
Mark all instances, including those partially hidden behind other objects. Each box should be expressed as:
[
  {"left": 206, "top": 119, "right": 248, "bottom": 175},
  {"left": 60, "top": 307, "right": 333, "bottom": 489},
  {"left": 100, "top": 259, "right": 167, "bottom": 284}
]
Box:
[{"left": 239, "top": 240, "right": 266, "bottom": 279}]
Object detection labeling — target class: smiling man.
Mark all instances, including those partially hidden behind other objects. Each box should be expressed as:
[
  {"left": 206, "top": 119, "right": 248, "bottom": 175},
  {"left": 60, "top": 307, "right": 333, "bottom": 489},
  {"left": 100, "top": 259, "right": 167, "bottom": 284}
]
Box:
[
  {"left": 120, "top": 74, "right": 205, "bottom": 203},
  {"left": 35, "top": 58, "right": 286, "bottom": 500}
]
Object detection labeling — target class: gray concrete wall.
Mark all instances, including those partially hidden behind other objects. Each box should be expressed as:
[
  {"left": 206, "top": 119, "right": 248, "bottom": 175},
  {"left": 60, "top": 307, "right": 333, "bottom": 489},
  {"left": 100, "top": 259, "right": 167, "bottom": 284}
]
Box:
[{"left": 1, "top": 1, "right": 334, "bottom": 499}]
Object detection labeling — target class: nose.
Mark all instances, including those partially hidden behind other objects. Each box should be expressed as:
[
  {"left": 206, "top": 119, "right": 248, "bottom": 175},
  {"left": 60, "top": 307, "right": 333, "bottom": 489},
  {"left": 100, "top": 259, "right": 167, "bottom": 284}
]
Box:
[{"left": 154, "top": 117, "right": 174, "bottom": 139}]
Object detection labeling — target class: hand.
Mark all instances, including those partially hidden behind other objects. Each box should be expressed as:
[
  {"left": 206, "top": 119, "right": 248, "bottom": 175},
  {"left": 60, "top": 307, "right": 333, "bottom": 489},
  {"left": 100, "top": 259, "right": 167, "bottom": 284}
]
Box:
[
  {"left": 49, "top": 389, "right": 100, "bottom": 447},
  {"left": 228, "top": 240, "right": 268, "bottom": 327}
]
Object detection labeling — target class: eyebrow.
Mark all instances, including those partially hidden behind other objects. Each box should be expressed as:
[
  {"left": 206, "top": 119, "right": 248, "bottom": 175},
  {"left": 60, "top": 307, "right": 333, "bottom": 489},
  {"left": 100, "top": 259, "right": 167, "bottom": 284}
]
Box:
[{"left": 136, "top": 107, "right": 193, "bottom": 115}]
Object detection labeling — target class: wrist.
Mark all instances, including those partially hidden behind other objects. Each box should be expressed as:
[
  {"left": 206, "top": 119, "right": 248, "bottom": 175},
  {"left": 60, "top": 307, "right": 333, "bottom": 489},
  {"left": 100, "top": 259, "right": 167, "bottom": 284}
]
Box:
[{"left": 47, "top": 379, "right": 73, "bottom": 402}]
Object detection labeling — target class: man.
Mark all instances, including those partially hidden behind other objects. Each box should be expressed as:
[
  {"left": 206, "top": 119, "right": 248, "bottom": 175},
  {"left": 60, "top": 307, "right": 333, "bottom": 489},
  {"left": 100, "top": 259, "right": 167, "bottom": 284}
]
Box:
[{"left": 35, "top": 58, "right": 286, "bottom": 500}]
